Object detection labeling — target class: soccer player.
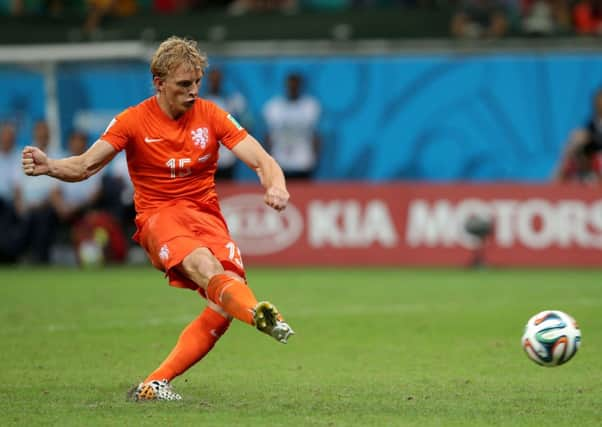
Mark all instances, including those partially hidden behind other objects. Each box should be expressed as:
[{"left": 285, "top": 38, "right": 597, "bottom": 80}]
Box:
[{"left": 21, "top": 36, "right": 295, "bottom": 401}]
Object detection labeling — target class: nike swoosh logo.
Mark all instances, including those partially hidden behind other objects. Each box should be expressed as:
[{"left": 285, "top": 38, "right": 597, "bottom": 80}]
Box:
[
  {"left": 198, "top": 154, "right": 211, "bottom": 162},
  {"left": 144, "top": 137, "right": 163, "bottom": 143}
]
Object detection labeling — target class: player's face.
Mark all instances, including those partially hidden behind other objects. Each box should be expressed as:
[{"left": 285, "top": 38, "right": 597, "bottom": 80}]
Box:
[{"left": 157, "top": 63, "right": 203, "bottom": 118}]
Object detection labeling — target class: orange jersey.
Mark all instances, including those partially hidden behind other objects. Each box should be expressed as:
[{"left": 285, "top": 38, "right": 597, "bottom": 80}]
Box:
[{"left": 101, "top": 96, "right": 247, "bottom": 227}]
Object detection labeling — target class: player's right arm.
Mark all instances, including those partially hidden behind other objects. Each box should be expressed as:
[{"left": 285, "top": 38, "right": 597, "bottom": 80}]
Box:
[
  {"left": 232, "top": 134, "right": 289, "bottom": 212},
  {"left": 22, "top": 139, "right": 117, "bottom": 182}
]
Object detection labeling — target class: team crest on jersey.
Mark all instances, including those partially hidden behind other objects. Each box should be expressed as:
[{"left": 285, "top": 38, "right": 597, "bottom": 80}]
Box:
[
  {"left": 191, "top": 127, "right": 209, "bottom": 149},
  {"left": 159, "top": 244, "right": 170, "bottom": 262}
]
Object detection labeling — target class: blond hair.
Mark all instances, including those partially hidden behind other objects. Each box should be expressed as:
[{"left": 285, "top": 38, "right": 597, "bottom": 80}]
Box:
[{"left": 150, "top": 36, "right": 208, "bottom": 80}]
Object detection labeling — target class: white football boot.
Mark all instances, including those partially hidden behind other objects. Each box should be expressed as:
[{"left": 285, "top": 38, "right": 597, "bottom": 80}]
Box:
[
  {"left": 253, "top": 301, "right": 295, "bottom": 344},
  {"left": 130, "top": 379, "right": 182, "bottom": 401}
]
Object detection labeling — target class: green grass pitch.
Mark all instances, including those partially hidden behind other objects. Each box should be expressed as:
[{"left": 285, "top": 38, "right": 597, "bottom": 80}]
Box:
[{"left": 0, "top": 266, "right": 601, "bottom": 426}]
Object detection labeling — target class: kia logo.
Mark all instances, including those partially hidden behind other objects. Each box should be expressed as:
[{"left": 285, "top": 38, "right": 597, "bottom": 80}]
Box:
[{"left": 221, "top": 194, "right": 303, "bottom": 255}]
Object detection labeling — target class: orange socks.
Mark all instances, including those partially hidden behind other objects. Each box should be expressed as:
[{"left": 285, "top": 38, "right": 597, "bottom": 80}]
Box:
[
  {"left": 145, "top": 306, "right": 231, "bottom": 382},
  {"left": 206, "top": 274, "right": 258, "bottom": 326},
  {"left": 144, "top": 275, "right": 258, "bottom": 383}
]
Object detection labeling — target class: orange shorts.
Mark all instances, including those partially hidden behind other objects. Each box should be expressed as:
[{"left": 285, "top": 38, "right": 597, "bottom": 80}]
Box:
[{"left": 136, "top": 199, "right": 246, "bottom": 295}]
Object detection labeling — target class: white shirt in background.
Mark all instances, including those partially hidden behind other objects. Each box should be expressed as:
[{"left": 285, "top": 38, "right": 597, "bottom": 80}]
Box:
[
  {"left": 0, "top": 150, "right": 20, "bottom": 202},
  {"left": 17, "top": 174, "right": 58, "bottom": 208},
  {"left": 57, "top": 172, "right": 102, "bottom": 207},
  {"left": 14, "top": 147, "right": 64, "bottom": 209},
  {"left": 109, "top": 151, "right": 134, "bottom": 204},
  {"left": 263, "top": 95, "right": 320, "bottom": 173}
]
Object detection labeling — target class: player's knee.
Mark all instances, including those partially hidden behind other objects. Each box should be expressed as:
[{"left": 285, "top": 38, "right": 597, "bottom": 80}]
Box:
[
  {"left": 207, "top": 300, "right": 232, "bottom": 320},
  {"left": 180, "top": 247, "right": 224, "bottom": 287}
]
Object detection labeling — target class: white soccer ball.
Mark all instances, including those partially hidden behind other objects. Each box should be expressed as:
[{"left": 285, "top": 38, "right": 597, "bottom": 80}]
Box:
[{"left": 522, "top": 310, "right": 581, "bottom": 367}]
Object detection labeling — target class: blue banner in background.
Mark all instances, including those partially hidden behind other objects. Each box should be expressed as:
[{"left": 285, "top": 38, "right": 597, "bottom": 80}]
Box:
[{"left": 49, "top": 53, "right": 602, "bottom": 181}]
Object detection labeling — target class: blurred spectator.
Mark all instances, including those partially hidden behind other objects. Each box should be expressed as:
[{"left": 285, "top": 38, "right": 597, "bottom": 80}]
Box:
[
  {"left": 153, "top": 0, "right": 194, "bottom": 13},
  {"left": 1, "top": 0, "right": 23, "bottom": 15},
  {"left": 554, "top": 88, "right": 602, "bottom": 184},
  {"left": 204, "top": 67, "right": 254, "bottom": 180},
  {"left": 13, "top": 120, "right": 61, "bottom": 263},
  {"left": 304, "top": 0, "right": 349, "bottom": 10},
  {"left": 228, "top": 0, "right": 298, "bottom": 14},
  {"left": 83, "top": 0, "right": 138, "bottom": 35},
  {"left": 50, "top": 130, "right": 127, "bottom": 266},
  {"left": 573, "top": 0, "right": 602, "bottom": 35},
  {"left": 1, "top": 0, "right": 71, "bottom": 16},
  {"left": 51, "top": 130, "right": 103, "bottom": 223},
  {"left": 451, "top": 0, "right": 511, "bottom": 38},
  {"left": 99, "top": 151, "right": 135, "bottom": 237},
  {"left": 522, "top": 0, "right": 570, "bottom": 35},
  {"left": 0, "top": 123, "right": 21, "bottom": 263},
  {"left": 0, "top": 123, "right": 19, "bottom": 205},
  {"left": 262, "top": 72, "right": 321, "bottom": 180},
  {"left": 27, "top": 120, "right": 63, "bottom": 158},
  {"left": 44, "top": 0, "right": 67, "bottom": 17}
]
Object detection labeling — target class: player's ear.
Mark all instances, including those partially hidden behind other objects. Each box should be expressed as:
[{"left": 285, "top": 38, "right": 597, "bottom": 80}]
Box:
[{"left": 153, "top": 75, "right": 164, "bottom": 92}]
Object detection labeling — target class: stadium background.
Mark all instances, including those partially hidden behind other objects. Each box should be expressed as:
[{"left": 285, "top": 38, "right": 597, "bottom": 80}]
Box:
[
  {"left": 3, "top": 2, "right": 602, "bottom": 267},
  {"left": 6, "top": 53, "right": 602, "bottom": 181}
]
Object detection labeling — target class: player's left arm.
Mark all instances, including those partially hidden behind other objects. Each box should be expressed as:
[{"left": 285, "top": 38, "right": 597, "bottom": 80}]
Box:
[{"left": 231, "top": 134, "right": 289, "bottom": 211}]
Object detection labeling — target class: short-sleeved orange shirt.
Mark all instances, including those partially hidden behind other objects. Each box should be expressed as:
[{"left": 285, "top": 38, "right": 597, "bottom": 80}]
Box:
[{"left": 101, "top": 96, "right": 248, "bottom": 232}]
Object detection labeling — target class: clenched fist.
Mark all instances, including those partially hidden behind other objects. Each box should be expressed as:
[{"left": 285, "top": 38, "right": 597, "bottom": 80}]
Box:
[
  {"left": 264, "top": 185, "right": 289, "bottom": 212},
  {"left": 22, "top": 146, "right": 50, "bottom": 176}
]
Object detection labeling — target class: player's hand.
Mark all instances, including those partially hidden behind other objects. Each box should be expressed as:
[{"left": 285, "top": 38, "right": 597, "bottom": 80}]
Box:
[
  {"left": 22, "top": 146, "right": 50, "bottom": 176},
  {"left": 264, "top": 185, "right": 289, "bottom": 212}
]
